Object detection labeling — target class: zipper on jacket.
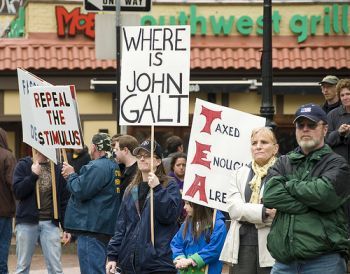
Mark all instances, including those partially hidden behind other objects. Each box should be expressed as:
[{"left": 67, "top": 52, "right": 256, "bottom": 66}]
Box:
[{"left": 288, "top": 215, "right": 295, "bottom": 258}]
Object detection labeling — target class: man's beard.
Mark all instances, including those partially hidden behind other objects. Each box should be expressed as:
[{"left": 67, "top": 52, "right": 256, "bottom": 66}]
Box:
[{"left": 298, "top": 138, "right": 321, "bottom": 152}]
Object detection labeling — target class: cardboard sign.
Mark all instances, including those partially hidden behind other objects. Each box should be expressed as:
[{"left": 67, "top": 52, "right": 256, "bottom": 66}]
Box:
[
  {"left": 27, "top": 85, "right": 83, "bottom": 149},
  {"left": 120, "top": 25, "right": 190, "bottom": 126},
  {"left": 17, "top": 68, "right": 59, "bottom": 163},
  {"left": 183, "top": 99, "right": 266, "bottom": 211}
]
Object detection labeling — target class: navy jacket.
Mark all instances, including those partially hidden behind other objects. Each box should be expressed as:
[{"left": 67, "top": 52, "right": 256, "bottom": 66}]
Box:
[
  {"left": 107, "top": 179, "right": 182, "bottom": 274},
  {"left": 12, "top": 156, "right": 69, "bottom": 228},
  {"left": 64, "top": 156, "right": 120, "bottom": 236},
  {"left": 326, "top": 105, "right": 350, "bottom": 164}
]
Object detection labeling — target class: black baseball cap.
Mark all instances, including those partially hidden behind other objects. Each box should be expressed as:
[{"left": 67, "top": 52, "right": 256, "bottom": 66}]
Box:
[
  {"left": 293, "top": 103, "right": 328, "bottom": 124},
  {"left": 133, "top": 140, "right": 163, "bottom": 159}
]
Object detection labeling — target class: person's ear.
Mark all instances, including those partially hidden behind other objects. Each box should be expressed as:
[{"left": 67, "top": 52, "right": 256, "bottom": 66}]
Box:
[
  {"left": 323, "top": 125, "right": 328, "bottom": 137},
  {"left": 154, "top": 157, "right": 161, "bottom": 167},
  {"left": 179, "top": 145, "right": 184, "bottom": 152},
  {"left": 274, "top": 143, "right": 279, "bottom": 156}
]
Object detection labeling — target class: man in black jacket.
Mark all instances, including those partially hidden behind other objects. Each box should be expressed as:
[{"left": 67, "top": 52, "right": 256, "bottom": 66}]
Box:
[
  {"left": 12, "top": 150, "right": 69, "bottom": 274},
  {"left": 319, "top": 75, "right": 340, "bottom": 113},
  {"left": 113, "top": 135, "right": 138, "bottom": 199}
]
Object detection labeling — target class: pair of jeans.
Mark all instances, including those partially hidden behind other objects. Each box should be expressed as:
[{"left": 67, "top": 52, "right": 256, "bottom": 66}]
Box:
[
  {"left": 0, "top": 217, "right": 12, "bottom": 274},
  {"left": 77, "top": 235, "right": 108, "bottom": 274},
  {"left": 15, "top": 221, "right": 63, "bottom": 274},
  {"left": 271, "top": 252, "right": 346, "bottom": 274}
]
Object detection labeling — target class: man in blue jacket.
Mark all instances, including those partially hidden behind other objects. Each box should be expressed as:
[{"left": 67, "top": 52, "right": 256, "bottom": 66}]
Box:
[{"left": 62, "top": 133, "right": 120, "bottom": 274}]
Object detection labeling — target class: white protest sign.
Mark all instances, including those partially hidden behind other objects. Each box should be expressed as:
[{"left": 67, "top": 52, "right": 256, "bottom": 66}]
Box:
[
  {"left": 120, "top": 25, "right": 190, "bottom": 126},
  {"left": 17, "top": 68, "right": 59, "bottom": 163},
  {"left": 27, "top": 85, "right": 83, "bottom": 150},
  {"left": 183, "top": 99, "right": 266, "bottom": 211}
]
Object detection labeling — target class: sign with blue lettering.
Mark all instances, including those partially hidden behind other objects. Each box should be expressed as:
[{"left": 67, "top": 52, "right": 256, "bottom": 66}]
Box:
[{"left": 84, "top": 0, "right": 151, "bottom": 12}]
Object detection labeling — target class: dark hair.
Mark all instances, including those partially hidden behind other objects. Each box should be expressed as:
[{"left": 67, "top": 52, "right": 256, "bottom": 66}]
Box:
[
  {"left": 166, "top": 136, "right": 183, "bottom": 154},
  {"left": 183, "top": 202, "right": 213, "bottom": 241},
  {"left": 170, "top": 152, "right": 187, "bottom": 172},
  {"left": 116, "top": 135, "right": 139, "bottom": 153}
]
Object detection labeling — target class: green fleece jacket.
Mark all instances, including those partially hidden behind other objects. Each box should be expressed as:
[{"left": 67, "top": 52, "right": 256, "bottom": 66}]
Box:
[{"left": 263, "top": 145, "right": 350, "bottom": 263}]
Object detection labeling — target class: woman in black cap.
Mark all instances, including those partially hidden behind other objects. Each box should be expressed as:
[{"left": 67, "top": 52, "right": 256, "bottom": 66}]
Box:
[{"left": 106, "top": 139, "right": 182, "bottom": 274}]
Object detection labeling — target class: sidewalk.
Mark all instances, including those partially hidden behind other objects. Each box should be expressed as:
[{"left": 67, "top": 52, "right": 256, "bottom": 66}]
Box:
[
  {"left": 8, "top": 235, "right": 80, "bottom": 274},
  {"left": 8, "top": 253, "right": 80, "bottom": 274},
  {"left": 8, "top": 253, "right": 230, "bottom": 274},
  {"left": 8, "top": 237, "right": 230, "bottom": 273}
]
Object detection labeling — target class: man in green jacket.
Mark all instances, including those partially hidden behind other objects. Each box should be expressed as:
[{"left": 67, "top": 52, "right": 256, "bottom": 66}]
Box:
[{"left": 264, "top": 103, "right": 350, "bottom": 274}]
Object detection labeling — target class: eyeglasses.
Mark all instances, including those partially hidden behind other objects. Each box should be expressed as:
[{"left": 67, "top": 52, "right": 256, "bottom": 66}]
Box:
[
  {"left": 136, "top": 153, "right": 151, "bottom": 159},
  {"left": 295, "top": 121, "right": 325, "bottom": 130}
]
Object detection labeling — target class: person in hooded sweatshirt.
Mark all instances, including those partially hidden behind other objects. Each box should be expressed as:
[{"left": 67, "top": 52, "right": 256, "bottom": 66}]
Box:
[{"left": 0, "top": 128, "right": 16, "bottom": 274}]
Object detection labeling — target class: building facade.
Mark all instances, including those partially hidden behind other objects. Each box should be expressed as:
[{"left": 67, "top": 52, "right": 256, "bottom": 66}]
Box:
[{"left": 0, "top": 0, "right": 349, "bottom": 158}]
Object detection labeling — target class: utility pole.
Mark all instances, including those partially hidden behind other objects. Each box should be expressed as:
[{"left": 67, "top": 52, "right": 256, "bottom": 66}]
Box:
[
  {"left": 260, "top": 0, "right": 275, "bottom": 128},
  {"left": 115, "top": 0, "right": 121, "bottom": 133}
]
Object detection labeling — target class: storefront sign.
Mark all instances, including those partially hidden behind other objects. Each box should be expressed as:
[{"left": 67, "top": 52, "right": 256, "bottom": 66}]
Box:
[
  {"left": 119, "top": 25, "right": 190, "bottom": 126},
  {"left": 54, "top": 4, "right": 349, "bottom": 43},
  {"left": 56, "top": 6, "right": 95, "bottom": 39},
  {"left": 183, "top": 99, "right": 266, "bottom": 211},
  {"left": 142, "top": 4, "right": 349, "bottom": 43}
]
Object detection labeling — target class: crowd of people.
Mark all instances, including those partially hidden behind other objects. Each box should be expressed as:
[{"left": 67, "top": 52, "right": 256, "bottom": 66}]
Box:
[{"left": 1, "top": 75, "right": 350, "bottom": 274}]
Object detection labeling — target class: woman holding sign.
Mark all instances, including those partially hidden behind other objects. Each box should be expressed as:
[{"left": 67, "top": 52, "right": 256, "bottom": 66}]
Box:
[
  {"left": 106, "top": 140, "right": 182, "bottom": 274},
  {"left": 220, "top": 127, "right": 279, "bottom": 274}
]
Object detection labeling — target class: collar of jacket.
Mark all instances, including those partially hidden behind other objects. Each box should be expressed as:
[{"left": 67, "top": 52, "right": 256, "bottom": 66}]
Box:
[{"left": 288, "top": 145, "right": 332, "bottom": 164}]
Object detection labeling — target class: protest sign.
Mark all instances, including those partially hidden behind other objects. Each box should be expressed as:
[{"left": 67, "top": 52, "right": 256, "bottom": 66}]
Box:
[
  {"left": 17, "top": 68, "right": 59, "bottom": 163},
  {"left": 27, "top": 85, "right": 83, "bottom": 149},
  {"left": 119, "top": 25, "right": 190, "bottom": 126},
  {"left": 183, "top": 99, "right": 266, "bottom": 211}
]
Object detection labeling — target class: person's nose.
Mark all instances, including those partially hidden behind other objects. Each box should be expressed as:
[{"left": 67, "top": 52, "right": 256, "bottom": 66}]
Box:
[{"left": 256, "top": 142, "right": 263, "bottom": 149}]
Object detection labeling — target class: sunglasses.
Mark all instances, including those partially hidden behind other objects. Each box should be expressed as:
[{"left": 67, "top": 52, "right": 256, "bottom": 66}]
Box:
[
  {"left": 135, "top": 153, "right": 151, "bottom": 159},
  {"left": 295, "top": 121, "right": 324, "bottom": 130}
]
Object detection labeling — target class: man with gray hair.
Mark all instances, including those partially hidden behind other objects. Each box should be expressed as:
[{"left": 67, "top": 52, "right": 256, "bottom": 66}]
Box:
[
  {"left": 264, "top": 103, "right": 350, "bottom": 273},
  {"left": 62, "top": 133, "right": 120, "bottom": 274}
]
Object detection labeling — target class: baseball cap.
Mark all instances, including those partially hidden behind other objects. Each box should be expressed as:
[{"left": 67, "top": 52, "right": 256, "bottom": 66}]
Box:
[
  {"left": 133, "top": 139, "right": 163, "bottom": 159},
  {"left": 293, "top": 103, "right": 328, "bottom": 124},
  {"left": 92, "top": 133, "right": 112, "bottom": 152},
  {"left": 319, "top": 75, "right": 339, "bottom": 85}
]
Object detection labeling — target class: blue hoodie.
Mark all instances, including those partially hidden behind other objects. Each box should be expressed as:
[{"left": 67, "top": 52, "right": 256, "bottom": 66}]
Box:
[{"left": 171, "top": 210, "right": 227, "bottom": 274}]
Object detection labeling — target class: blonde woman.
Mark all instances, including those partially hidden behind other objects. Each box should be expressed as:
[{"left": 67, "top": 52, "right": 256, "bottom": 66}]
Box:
[{"left": 220, "top": 127, "right": 279, "bottom": 274}]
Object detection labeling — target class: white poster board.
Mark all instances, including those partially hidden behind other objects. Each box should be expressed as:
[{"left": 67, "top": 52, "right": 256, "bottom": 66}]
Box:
[
  {"left": 120, "top": 25, "right": 190, "bottom": 126},
  {"left": 17, "top": 68, "right": 59, "bottom": 163},
  {"left": 183, "top": 99, "right": 266, "bottom": 211},
  {"left": 27, "top": 85, "right": 83, "bottom": 150}
]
